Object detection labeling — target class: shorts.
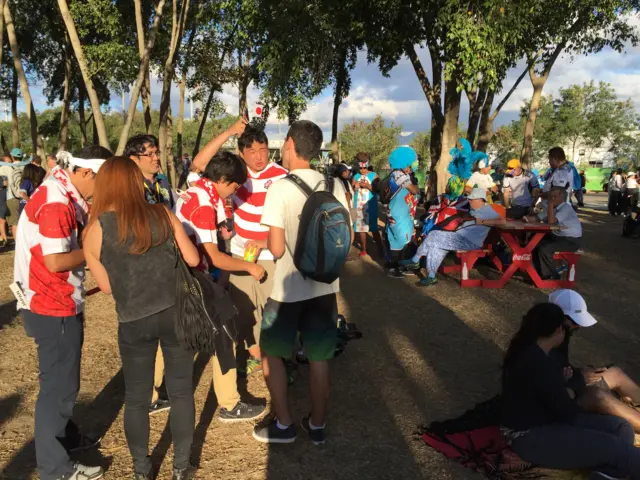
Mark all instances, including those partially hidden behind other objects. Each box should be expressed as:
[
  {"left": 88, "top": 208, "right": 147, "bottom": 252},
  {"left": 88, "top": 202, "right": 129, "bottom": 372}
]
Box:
[
  {"left": 6, "top": 198, "right": 20, "bottom": 226},
  {"left": 260, "top": 294, "right": 338, "bottom": 361},
  {"left": 0, "top": 189, "right": 7, "bottom": 219}
]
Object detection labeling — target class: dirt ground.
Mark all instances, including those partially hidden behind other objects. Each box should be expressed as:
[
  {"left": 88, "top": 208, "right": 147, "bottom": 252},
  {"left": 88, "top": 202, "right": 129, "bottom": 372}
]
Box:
[{"left": 1, "top": 193, "right": 638, "bottom": 480}]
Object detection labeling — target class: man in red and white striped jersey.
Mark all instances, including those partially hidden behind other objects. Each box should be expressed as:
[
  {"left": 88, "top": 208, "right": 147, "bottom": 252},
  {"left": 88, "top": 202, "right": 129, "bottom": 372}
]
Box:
[{"left": 193, "top": 118, "right": 287, "bottom": 374}]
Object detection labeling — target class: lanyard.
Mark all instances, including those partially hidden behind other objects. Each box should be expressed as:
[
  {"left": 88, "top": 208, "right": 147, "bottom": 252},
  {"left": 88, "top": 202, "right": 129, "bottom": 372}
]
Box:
[{"left": 144, "top": 179, "right": 161, "bottom": 203}]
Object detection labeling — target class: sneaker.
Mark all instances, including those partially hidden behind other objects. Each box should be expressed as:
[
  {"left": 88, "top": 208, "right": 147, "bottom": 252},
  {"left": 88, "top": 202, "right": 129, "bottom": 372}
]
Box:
[
  {"left": 588, "top": 472, "right": 623, "bottom": 480},
  {"left": 246, "top": 357, "right": 263, "bottom": 376},
  {"left": 300, "top": 415, "right": 326, "bottom": 445},
  {"left": 63, "top": 433, "right": 101, "bottom": 453},
  {"left": 418, "top": 276, "right": 438, "bottom": 287},
  {"left": 387, "top": 268, "right": 405, "bottom": 279},
  {"left": 172, "top": 465, "right": 196, "bottom": 480},
  {"left": 555, "top": 264, "right": 568, "bottom": 276},
  {"left": 133, "top": 470, "right": 152, "bottom": 480},
  {"left": 0, "top": 240, "right": 6, "bottom": 248},
  {"left": 252, "top": 418, "right": 297, "bottom": 444},
  {"left": 149, "top": 398, "right": 171, "bottom": 415},
  {"left": 358, "top": 250, "right": 368, "bottom": 258},
  {"left": 218, "top": 401, "right": 266, "bottom": 423},
  {"left": 399, "top": 258, "right": 420, "bottom": 270},
  {"left": 58, "top": 462, "right": 104, "bottom": 480}
]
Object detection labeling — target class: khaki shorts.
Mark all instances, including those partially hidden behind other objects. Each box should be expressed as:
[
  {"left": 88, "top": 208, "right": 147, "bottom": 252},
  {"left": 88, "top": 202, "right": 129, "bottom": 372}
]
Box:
[
  {"left": 6, "top": 198, "right": 20, "bottom": 227},
  {"left": 229, "top": 255, "right": 276, "bottom": 349}
]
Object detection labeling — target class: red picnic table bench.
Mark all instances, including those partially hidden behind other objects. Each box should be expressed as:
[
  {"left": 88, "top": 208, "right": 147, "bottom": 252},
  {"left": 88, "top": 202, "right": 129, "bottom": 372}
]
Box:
[{"left": 440, "top": 220, "right": 583, "bottom": 289}]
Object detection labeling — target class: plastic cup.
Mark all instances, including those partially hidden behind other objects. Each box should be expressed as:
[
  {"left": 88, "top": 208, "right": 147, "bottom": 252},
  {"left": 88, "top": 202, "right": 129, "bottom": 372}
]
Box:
[{"left": 244, "top": 246, "right": 258, "bottom": 263}]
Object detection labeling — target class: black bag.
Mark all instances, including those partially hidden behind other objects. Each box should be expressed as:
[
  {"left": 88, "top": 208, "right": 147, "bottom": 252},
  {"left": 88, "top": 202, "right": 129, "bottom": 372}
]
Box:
[
  {"left": 174, "top": 245, "right": 238, "bottom": 354},
  {"left": 377, "top": 174, "right": 393, "bottom": 205}
]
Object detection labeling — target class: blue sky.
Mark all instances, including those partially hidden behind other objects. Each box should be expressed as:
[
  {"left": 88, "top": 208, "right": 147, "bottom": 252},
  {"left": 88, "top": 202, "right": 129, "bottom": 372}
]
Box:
[{"left": 18, "top": 19, "right": 640, "bottom": 143}]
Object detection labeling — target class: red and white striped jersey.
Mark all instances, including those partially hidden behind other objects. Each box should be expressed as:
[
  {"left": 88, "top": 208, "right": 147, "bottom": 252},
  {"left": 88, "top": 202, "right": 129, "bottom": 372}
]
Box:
[
  {"left": 13, "top": 173, "right": 87, "bottom": 316},
  {"left": 231, "top": 162, "right": 288, "bottom": 259}
]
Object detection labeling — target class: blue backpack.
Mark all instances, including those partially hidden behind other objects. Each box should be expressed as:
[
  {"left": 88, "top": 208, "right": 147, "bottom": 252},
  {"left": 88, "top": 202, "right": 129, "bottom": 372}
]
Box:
[
  {"left": 286, "top": 173, "right": 352, "bottom": 284},
  {"left": 569, "top": 163, "right": 582, "bottom": 190}
]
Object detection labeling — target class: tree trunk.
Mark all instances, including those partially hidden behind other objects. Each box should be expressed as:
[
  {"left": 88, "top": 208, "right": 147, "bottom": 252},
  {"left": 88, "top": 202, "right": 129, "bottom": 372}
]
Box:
[
  {"left": 238, "top": 48, "right": 251, "bottom": 116},
  {"left": 521, "top": 67, "right": 549, "bottom": 168},
  {"left": 0, "top": 0, "right": 4, "bottom": 76},
  {"left": 4, "top": 1, "right": 42, "bottom": 158},
  {"left": 92, "top": 117, "right": 98, "bottom": 145},
  {"left": 1, "top": 133, "right": 7, "bottom": 155},
  {"left": 58, "top": 38, "right": 72, "bottom": 150},
  {"left": 134, "top": 0, "right": 153, "bottom": 133},
  {"left": 116, "top": 0, "right": 168, "bottom": 154},
  {"left": 193, "top": 87, "right": 214, "bottom": 157},
  {"left": 159, "top": 0, "right": 191, "bottom": 176},
  {"left": 476, "top": 91, "right": 495, "bottom": 152},
  {"left": 166, "top": 107, "right": 176, "bottom": 187},
  {"left": 331, "top": 71, "right": 345, "bottom": 160},
  {"left": 177, "top": 71, "right": 186, "bottom": 162},
  {"left": 57, "top": 0, "right": 110, "bottom": 150},
  {"left": 78, "top": 86, "right": 87, "bottom": 147},
  {"left": 466, "top": 88, "right": 486, "bottom": 147},
  {"left": 435, "top": 79, "right": 462, "bottom": 194},
  {"left": 10, "top": 68, "right": 19, "bottom": 148}
]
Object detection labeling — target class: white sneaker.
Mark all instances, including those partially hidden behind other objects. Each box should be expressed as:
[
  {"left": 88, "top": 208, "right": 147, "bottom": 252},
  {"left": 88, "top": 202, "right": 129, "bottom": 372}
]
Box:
[
  {"left": 58, "top": 462, "right": 104, "bottom": 480},
  {"left": 588, "top": 472, "right": 623, "bottom": 480}
]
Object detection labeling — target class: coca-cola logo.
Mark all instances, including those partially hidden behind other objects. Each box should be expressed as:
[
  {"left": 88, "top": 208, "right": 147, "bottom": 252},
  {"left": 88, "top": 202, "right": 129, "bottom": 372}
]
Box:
[{"left": 513, "top": 253, "right": 532, "bottom": 262}]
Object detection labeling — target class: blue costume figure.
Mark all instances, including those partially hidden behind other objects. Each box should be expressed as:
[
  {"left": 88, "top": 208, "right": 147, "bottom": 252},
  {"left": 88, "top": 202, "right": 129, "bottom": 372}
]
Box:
[{"left": 386, "top": 146, "right": 419, "bottom": 277}]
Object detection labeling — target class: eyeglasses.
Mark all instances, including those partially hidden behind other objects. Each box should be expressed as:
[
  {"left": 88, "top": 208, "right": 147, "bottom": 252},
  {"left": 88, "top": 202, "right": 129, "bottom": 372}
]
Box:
[{"left": 139, "top": 151, "right": 159, "bottom": 159}]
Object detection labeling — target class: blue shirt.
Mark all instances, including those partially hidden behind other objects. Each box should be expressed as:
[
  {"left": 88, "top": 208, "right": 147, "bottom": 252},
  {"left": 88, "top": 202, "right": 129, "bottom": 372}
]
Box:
[{"left": 456, "top": 205, "right": 500, "bottom": 247}]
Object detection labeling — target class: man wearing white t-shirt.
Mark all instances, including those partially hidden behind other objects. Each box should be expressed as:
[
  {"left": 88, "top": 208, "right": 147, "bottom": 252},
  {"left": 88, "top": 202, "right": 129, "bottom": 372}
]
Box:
[
  {"left": 252, "top": 120, "right": 350, "bottom": 446},
  {"left": 192, "top": 119, "right": 288, "bottom": 375}
]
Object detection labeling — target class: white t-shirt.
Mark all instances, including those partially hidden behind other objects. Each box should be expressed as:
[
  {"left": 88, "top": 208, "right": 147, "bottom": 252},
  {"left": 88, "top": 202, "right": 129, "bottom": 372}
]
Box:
[
  {"left": 261, "top": 169, "right": 349, "bottom": 303},
  {"left": 186, "top": 171, "right": 201, "bottom": 186},
  {"left": 466, "top": 172, "right": 495, "bottom": 191},
  {"left": 626, "top": 177, "right": 638, "bottom": 189}
]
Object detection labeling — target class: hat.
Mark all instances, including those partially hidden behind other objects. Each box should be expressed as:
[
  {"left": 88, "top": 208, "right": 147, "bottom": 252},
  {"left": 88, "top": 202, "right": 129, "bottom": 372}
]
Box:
[
  {"left": 628, "top": 172, "right": 637, "bottom": 177},
  {"left": 10, "top": 147, "right": 23, "bottom": 158},
  {"left": 56, "top": 151, "right": 106, "bottom": 174},
  {"left": 548, "top": 289, "right": 597, "bottom": 327},
  {"left": 507, "top": 159, "right": 521, "bottom": 170},
  {"left": 477, "top": 159, "right": 488, "bottom": 169},
  {"left": 389, "top": 146, "right": 417, "bottom": 170},
  {"left": 467, "top": 188, "right": 487, "bottom": 201}
]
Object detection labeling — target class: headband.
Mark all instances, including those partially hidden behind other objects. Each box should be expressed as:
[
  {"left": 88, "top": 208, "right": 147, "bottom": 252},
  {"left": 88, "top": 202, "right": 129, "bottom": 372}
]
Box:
[{"left": 56, "top": 151, "right": 106, "bottom": 173}]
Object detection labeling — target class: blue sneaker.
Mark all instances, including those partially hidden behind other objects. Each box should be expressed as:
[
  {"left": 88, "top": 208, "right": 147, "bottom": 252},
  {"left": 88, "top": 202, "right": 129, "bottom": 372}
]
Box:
[
  {"left": 300, "top": 415, "right": 325, "bottom": 445},
  {"left": 252, "top": 418, "right": 297, "bottom": 444},
  {"left": 399, "top": 258, "right": 420, "bottom": 270},
  {"left": 418, "top": 276, "right": 438, "bottom": 287}
]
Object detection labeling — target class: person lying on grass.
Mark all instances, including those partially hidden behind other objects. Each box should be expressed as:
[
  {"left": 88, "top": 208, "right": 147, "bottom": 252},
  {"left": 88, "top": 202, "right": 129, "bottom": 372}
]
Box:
[
  {"left": 401, "top": 188, "right": 505, "bottom": 286},
  {"left": 549, "top": 289, "right": 640, "bottom": 433},
  {"left": 501, "top": 303, "right": 640, "bottom": 480}
]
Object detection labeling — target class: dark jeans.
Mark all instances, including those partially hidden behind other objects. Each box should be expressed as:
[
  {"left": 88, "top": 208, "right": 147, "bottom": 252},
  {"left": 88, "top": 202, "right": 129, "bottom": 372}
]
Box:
[
  {"left": 609, "top": 190, "right": 622, "bottom": 215},
  {"left": 511, "top": 413, "right": 640, "bottom": 479},
  {"left": 574, "top": 189, "right": 584, "bottom": 207},
  {"left": 506, "top": 205, "right": 531, "bottom": 219},
  {"left": 118, "top": 306, "right": 194, "bottom": 474},
  {"left": 533, "top": 235, "right": 581, "bottom": 278},
  {"left": 22, "top": 310, "right": 84, "bottom": 480},
  {"left": 624, "top": 188, "right": 639, "bottom": 214}
]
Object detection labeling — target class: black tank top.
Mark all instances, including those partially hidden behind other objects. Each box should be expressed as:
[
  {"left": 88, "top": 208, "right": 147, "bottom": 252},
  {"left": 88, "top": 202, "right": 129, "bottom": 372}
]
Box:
[{"left": 99, "top": 211, "right": 177, "bottom": 323}]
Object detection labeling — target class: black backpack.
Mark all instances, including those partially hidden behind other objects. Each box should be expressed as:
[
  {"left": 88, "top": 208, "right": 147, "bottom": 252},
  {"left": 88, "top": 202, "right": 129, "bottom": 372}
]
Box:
[{"left": 286, "top": 173, "right": 352, "bottom": 284}]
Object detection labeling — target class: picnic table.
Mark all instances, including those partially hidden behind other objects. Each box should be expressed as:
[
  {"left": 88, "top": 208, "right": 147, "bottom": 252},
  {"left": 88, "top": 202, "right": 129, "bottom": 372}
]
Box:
[{"left": 455, "top": 220, "right": 582, "bottom": 289}]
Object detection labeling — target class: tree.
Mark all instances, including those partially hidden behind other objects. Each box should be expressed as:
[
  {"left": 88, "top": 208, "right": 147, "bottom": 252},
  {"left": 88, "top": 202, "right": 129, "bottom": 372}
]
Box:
[
  {"left": 338, "top": 115, "right": 401, "bottom": 169},
  {"left": 3, "top": 1, "right": 43, "bottom": 158},
  {"left": 57, "top": 0, "right": 111, "bottom": 150},
  {"left": 134, "top": 0, "right": 154, "bottom": 133},
  {"left": 520, "top": 0, "right": 640, "bottom": 167},
  {"left": 410, "top": 131, "right": 431, "bottom": 167}
]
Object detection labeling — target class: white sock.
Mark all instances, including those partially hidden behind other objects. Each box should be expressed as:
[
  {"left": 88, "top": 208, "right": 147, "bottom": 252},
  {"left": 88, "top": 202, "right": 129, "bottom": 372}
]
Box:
[
  {"left": 309, "top": 418, "right": 325, "bottom": 430},
  {"left": 276, "top": 419, "right": 290, "bottom": 430},
  {"left": 428, "top": 271, "right": 436, "bottom": 279},
  {"left": 411, "top": 255, "right": 420, "bottom": 263}
]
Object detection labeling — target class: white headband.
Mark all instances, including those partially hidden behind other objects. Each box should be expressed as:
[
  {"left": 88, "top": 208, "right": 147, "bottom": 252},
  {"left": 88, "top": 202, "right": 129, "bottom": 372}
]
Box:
[{"left": 56, "top": 151, "right": 106, "bottom": 173}]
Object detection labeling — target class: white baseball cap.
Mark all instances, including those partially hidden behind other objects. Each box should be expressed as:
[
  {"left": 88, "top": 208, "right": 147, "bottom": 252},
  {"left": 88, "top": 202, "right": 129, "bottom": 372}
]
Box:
[
  {"left": 478, "top": 160, "right": 488, "bottom": 169},
  {"left": 467, "top": 188, "right": 487, "bottom": 201},
  {"left": 548, "top": 289, "right": 597, "bottom": 327}
]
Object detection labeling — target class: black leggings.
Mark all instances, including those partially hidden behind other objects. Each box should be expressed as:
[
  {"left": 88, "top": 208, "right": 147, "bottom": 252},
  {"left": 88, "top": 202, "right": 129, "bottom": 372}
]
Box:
[
  {"left": 511, "top": 413, "right": 640, "bottom": 479},
  {"left": 118, "top": 306, "right": 194, "bottom": 474}
]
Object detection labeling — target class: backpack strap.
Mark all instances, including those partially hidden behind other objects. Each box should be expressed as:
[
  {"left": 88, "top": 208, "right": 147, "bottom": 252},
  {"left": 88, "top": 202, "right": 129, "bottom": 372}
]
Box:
[
  {"left": 324, "top": 173, "right": 335, "bottom": 193},
  {"left": 285, "top": 174, "right": 314, "bottom": 198}
]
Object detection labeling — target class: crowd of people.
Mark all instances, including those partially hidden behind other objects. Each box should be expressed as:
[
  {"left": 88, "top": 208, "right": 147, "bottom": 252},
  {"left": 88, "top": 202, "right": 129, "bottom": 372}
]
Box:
[
  {"left": 5, "top": 116, "right": 638, "bottom": 480},
  {"left": 608, "top": 168, "right": 639, "bottom": 217}
]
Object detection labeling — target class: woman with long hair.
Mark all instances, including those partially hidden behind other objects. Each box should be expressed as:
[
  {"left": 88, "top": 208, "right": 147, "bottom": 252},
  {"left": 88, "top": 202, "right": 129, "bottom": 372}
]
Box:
[
  {"left": 83, "top": 157, "right": 200, "bottom": 480},
  {"left": 501, "top": 303, "right": 640, "bottom": 479},
  {"left": 18, "top": 163, "right": 46, "bottom": 216}
]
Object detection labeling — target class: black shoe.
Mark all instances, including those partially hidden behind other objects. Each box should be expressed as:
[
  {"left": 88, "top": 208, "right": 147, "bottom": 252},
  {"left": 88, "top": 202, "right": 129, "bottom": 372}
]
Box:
[
  {"left": 218, "top": 401, "right": 266, "bottom": 423},
  {"left": 540, "top": 274, "right": 561, "bottom": 281},
  {"left": 172, "top": 465, "right": 196, "bottom": 480},
  {"left": 252, "top": 418, "right": 297, "bottom": 444},
  {"left": 149, "top": 398, "right": 170, "bottom": 415},
  {"left": 300, "top": 415, "right": 326, "bottom": 445},
  {"left": 62, "top": 434, "right": 101, "bottom": 454},
  {"left": 387, "top": 268, "right": 405, "bottom": 279}
]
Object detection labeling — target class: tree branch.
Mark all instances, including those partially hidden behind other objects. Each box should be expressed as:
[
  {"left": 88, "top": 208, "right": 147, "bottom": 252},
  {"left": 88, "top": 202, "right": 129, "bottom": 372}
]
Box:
[{"left": 405, "top": 43, "right": 444, "bottom": 124}]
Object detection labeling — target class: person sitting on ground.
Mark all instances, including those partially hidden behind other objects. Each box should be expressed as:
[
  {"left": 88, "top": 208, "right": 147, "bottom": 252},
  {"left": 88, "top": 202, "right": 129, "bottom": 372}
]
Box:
[
  {"left": 83, "top": 157, "right": 200, "bottom": 480},
  {"left": 352, "top": 152, "right": 384, "bottom": 258},
  {"left": 501, "top": 302, "right": 640, "bottom": 480},
  {"left": 402, "top": 188, "right": 505, "bottom": 286},
  {"left": 464, "top": 159, "right": 498, "bottom": 202},
  {"left": 385, "top": 146, "right": 421, "bottom": 278},
  {"left": 176, "top": 150, "right": 266, "bottom": 423},
  {"left": 548, "top": 289, "right": 640, "bottom": 433},
  {"left": 502, "top": 159, "right": 540, "bottom": 219},
  {"left": 525, "top": 183, "right": 582, "bottom": 280},
  {"left": 18, "top": 163, "right": 46, "bottom": 216}
]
